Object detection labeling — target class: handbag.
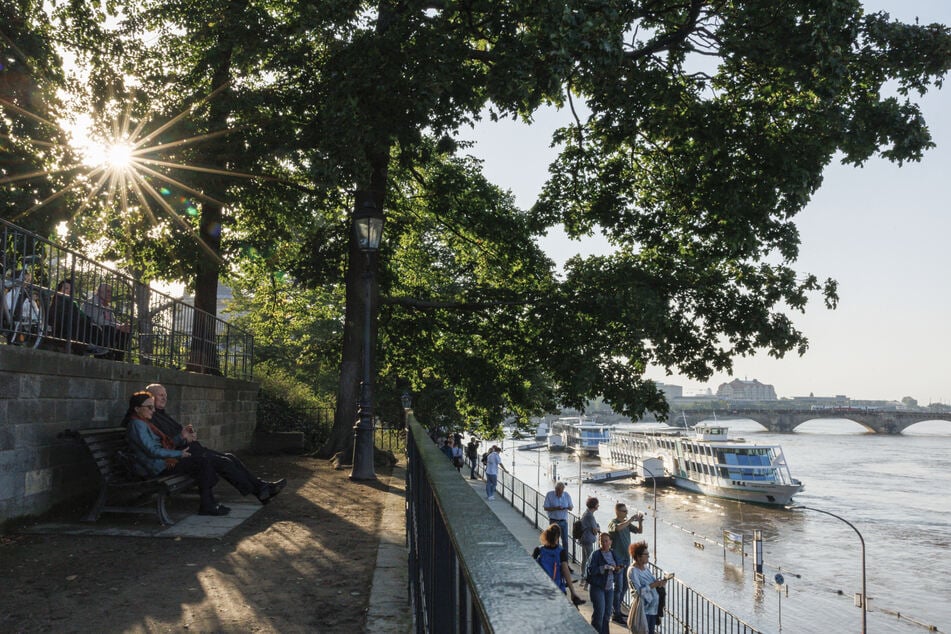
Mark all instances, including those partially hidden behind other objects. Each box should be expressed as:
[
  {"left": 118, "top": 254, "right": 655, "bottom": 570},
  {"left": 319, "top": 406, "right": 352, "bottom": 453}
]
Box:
[{"left": 626, "top": 587, "right": 648, "bottom": 634}]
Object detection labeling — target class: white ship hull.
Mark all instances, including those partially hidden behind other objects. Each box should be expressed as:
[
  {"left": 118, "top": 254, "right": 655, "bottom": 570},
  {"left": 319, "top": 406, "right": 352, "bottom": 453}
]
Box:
[{"left": 599, "top": 424, "right": 802, "bottom": 507}]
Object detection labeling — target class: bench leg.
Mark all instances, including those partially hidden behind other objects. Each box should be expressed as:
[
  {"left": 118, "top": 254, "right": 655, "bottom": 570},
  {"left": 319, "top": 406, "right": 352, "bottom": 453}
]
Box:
[
  {"left": 155, "top": 491, "right": 175, "bottom": 525},
  {"left": 81, "top": 486, "right": 108, "bottom": 522}
]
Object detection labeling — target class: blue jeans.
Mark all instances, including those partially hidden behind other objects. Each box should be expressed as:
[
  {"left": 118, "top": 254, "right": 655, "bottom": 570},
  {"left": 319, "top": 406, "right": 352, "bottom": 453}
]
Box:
[
  {"left": 647, "top": 613, "right": 657, "bottom": 634},
  {"left": 485, "top": 473, "right": 497, "bottom": 498},
  {"left": 612, "top": 563, "right": 629, "bottom": 616},
  {"left": 469, "top": 458, "right": 477, "bottom": 478},
  {"left": 549, "top": 518, "right": 569, "bottom": 553},
  {"left": 589, "top": 585, "right": 614, "bottom": 634}
]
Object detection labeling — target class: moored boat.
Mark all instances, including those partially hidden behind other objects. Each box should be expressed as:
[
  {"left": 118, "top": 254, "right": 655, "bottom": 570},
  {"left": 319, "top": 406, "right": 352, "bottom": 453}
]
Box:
[
  {"left": 550, "top": 416, "right": 611, "bottom": 456},
  {"left": 598, "top": 424, "right": 803, "bottom": 506}
]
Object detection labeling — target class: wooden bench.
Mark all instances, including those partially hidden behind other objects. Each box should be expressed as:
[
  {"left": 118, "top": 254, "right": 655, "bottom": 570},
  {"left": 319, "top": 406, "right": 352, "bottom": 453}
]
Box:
[{"left": 71, "top": 427, "right": 196, "bottom": 525}]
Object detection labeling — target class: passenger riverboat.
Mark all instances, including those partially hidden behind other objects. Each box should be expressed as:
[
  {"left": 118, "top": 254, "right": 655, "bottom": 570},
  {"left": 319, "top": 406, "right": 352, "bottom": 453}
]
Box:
[
  {"left": 598, "top": 424, "right": 803, "bottom": 506},
  {"left": 550, "top": 416, "right": 611, "bottom": 456}
]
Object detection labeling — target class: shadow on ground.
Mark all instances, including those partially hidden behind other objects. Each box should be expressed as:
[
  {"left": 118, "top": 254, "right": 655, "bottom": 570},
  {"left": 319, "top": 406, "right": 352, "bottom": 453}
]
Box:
[{"left": 0, "top": 454, "right": 395, "bottom": 633}]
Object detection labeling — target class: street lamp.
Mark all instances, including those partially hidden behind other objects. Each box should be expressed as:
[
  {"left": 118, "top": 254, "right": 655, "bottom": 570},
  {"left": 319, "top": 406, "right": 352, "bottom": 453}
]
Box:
[
  {"left": 350, "top": 200, "right": 384, "bottom": 481},
  {"left": 643, "top": 461, "right": 659, "bottom": 561},
  {"left": 791, "top": 505, "right": 866, "bottom": 634}
]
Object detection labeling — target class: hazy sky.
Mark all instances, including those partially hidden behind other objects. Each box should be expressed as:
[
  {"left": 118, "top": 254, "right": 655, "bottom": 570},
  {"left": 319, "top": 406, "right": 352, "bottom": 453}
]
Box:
[{"left": 462, "top": 1, "right": 951, "bottom": 403}]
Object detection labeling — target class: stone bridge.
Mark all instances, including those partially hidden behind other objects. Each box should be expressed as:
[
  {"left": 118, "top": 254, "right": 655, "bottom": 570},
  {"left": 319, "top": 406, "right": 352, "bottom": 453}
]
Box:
[{"left": 667, "top": 409, "right": 951, "bottom": 434}]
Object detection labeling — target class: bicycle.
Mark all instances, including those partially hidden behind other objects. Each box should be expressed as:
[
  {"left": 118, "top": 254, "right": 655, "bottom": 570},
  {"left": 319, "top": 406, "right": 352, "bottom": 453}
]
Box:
[{"left": 2, "top": 257, "right": 49, "bottom": 349}]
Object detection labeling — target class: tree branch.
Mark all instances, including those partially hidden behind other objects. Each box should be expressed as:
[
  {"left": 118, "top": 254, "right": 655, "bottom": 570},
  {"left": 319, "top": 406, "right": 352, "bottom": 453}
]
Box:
[{"left": 625, "top": 0, "right": 706, "bottom": 62}]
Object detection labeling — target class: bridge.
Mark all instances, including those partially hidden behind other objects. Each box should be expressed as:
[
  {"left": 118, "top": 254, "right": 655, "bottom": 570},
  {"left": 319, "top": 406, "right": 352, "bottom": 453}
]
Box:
[{"left": 667, "top": 409, "right": 951, "bottom": 434}]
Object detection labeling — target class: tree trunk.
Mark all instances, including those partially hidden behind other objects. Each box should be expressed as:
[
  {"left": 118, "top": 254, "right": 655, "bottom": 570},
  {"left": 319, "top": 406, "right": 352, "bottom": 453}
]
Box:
[
  {"left": 316, "top": 153, "right": 389, "bottom": 459},
  {"left": 187, "top": 48, "right": 233, "bottom": 375}
]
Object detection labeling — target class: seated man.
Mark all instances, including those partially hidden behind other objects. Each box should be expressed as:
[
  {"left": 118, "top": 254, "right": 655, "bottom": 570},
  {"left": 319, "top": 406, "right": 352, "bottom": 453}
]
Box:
[
  {"left": 146, "top": 383, "right": 286, "bottom": 504},
  {"left": 82, "top": 283, "right": 131, "bottom": 360},
  {"left": 47, "top": 279, "right": 106, "bottom": 354}
]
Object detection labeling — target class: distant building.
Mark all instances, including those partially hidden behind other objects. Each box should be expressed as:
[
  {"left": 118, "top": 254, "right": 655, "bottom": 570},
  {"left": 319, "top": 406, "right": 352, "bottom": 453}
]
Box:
[
  {"left": 656, "top": 383, "right": 683, "bottom": 399},
  {"left": 716, "top": 378, "right": 777, "bottom": 401}
]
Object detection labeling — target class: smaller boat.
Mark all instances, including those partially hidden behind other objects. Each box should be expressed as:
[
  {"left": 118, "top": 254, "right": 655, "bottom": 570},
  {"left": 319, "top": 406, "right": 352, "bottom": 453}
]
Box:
[
  {"left": 550, "top": 416, "right": 611, "bottom": 456},
  {"left": 582, "top": 469, "right": 636, "bottom": 483},
  {"left": 547, "top": 430, "right": 567, "bottom": 452},
  {"left": 535, "top": 420, "right": 550, "bottom": 441}
]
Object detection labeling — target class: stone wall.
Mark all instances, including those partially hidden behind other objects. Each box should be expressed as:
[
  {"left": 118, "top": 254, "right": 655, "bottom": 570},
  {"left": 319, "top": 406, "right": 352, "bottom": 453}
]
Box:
[{"left": 0, "top": 345, "right": 258, "bottom": 525}]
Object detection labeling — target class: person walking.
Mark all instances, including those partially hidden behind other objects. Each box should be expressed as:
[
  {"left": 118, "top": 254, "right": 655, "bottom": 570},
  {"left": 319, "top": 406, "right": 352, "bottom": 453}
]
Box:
[
  {"left": 543, "top": 481, "right": 573, "bottom": 553},
  {"left": 608, "top": 502, "right": 644, "bottom": 623},
  {"left": 532, "top": 523, "right": 586, "bottom": 607},
  {"left": 579, "top": 496, "right": 600, "bottom": 590},
  {"left": 484, "top": 445, "right": 506, "bottom": 500},
  {"left": 465, "top": 438, "right": 480, "bottom": 479},
  {"left": 628, "top": 541, "right": 670, "bottom": 634},
  {"left": 586, "top": 532, "right": 620, "bottom": 634},
  {"left": 450, "top": 441, "right": 464, "bottom": 473}
]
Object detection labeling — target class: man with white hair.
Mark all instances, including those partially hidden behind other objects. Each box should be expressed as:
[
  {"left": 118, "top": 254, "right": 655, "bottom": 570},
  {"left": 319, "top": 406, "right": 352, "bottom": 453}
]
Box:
[
  {"left": 544, "top": 482, "right": 574, "bottom": 553},
  {"left": 145, "top": 383, "right": 286, "bottom": 504}
]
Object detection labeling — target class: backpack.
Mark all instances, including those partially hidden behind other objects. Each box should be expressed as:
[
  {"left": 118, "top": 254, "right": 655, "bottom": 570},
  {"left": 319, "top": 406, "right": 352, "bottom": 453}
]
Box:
[
  {"left": 572, "top": 519, "right": 584, "bottom": 540},
  {"left": 536, "top": 545, "right": 566, "bottom": 592},
  {"left": 481, "top": 452, "right": 488, "bottom": 465}
]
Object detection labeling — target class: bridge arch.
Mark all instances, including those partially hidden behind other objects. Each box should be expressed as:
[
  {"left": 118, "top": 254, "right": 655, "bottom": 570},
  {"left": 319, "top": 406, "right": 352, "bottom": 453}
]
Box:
[{"left": 670, "top": 409, "right": 951, "bottom": 435}]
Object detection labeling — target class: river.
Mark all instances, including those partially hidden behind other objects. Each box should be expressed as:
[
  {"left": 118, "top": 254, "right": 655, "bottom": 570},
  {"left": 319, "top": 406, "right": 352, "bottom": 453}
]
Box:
[{"left": 499, "top": 418, "right": 951, "bottom": 633}]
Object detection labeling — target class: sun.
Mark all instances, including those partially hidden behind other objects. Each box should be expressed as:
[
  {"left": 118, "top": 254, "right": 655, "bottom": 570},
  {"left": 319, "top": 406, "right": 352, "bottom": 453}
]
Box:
[
  {"left": 105, "top": 141, "right": 135, "bottom": 170},
  {"left": 69, "top": 115, "right": 138, "bottom": 173}
]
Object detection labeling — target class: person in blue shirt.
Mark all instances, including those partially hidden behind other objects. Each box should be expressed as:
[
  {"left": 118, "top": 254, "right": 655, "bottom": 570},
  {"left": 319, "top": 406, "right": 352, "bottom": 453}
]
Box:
[{"left": 122, "top": 391, "right": 229, "bottom": 516}]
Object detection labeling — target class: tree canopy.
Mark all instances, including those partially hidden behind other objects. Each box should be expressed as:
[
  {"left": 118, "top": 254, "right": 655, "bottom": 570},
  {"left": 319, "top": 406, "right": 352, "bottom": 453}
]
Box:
[{"left": 3, "top": 1, "right": 950, "bottom": 451}]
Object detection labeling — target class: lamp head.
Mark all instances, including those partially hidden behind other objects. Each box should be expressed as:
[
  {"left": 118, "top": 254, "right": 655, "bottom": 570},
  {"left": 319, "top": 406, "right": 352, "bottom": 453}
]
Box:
[{"left": 353, "top": 200, "right": 384, "bottom": 252}]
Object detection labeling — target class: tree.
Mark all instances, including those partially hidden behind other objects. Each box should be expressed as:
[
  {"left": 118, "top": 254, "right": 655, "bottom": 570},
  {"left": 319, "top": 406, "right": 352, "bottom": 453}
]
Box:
[
  {"left": 21, "top": 2, "right": 951, "bottom": 459},
  {"left": 0, "top": 1, "right": 69, "bottom": 235},
  {"left": 296, "top": 1, "right": 951, "bottom": 454}
]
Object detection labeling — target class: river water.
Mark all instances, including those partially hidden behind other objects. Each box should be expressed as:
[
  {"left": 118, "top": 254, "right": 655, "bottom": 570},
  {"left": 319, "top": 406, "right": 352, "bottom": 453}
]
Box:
[{"left": 500, "top": 418, "right": 951, "bottom": 633}]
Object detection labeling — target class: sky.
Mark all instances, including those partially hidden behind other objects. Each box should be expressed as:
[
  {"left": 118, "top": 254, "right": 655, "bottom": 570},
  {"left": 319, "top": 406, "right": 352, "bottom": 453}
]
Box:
[{"left": 461, "top": 1, "right": 951, "bottom": 403}]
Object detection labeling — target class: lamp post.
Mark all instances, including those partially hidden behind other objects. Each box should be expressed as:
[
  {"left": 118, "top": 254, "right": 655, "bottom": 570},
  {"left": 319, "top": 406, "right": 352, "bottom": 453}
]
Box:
[
  {"left": 792, "top": 505, "right": 866, "bottom": 634},
  {"left": 644, "top": 462, "right": 659, "bottom": 561},
  {"left": 349, "top": 200, "right": 384, "bottom": 481}
]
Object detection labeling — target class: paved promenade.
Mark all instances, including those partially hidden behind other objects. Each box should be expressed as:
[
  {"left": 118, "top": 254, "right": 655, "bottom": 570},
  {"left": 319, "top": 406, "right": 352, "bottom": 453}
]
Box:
[{"left": 461, "top": 477, "right": 633, "bottom": 633}]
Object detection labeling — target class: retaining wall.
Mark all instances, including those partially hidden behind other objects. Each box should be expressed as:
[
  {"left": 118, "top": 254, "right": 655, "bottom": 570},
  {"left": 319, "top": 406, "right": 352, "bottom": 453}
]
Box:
[{"left": 0, "top": 345, "right": 258, "bottom": 525}]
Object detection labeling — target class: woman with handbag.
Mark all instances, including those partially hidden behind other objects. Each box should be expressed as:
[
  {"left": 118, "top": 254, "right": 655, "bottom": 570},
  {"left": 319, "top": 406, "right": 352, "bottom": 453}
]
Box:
[
  {"left": 585, "top": 532, "right": 620, "bottom": 634},
  {"left": 627, "top": 541, "right": 669, "bottom": 634}
]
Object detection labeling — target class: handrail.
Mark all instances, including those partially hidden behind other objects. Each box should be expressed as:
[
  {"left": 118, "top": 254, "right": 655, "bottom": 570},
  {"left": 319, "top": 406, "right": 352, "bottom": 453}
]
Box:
[
  {"left": 1, "top": 218, "right": 253, "bottom": 380},
  {"left": 405, "top": 412, "right": 591, "bottom": 633}
]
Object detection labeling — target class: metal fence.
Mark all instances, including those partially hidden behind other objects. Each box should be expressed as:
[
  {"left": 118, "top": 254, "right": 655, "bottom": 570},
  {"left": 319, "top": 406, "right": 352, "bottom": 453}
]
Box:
[
  {"left": 406, "top": 412, "right": 592, "bottom": 634},
  {"left": 1, "top": 218, "right": 253, "bottom": 380}
]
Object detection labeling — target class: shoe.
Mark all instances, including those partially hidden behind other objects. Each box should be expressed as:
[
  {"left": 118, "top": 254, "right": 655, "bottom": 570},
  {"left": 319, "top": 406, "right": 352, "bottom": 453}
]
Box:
[
  {"left": 198, "top": 504, "right": 231, "bottom": 516},
  {"left": 487, "top": 496, "right": 495, "bottom": 500},
  {"left": 571, "top": 595, "right": 586, "bottom": 606},
  {"left": 256, "top": 478, "right": 287, "bottom": 504},
  {"left": 612, "top": 614, "right": 626, "bottom": 624}
]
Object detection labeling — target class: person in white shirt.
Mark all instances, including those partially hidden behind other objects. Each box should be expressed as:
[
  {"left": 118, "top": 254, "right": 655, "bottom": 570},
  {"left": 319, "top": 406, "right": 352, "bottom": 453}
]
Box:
[
  {"left": 484, "top": 445, "right": 506, "bottom": 500},
  {"left": 543, "top": 481, "right": 574, "bottom": 552}
]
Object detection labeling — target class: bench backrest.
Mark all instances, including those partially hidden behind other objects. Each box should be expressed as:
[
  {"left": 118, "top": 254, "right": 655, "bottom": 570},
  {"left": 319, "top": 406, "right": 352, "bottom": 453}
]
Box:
[{"left": 77, "top": 427, "right": 135, "bottom": 482}]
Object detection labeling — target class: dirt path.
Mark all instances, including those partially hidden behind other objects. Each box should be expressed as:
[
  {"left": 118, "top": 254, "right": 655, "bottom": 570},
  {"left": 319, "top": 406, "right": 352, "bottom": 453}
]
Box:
[{"left": 0, "top": 455, "right": 393, "bottom": 633}]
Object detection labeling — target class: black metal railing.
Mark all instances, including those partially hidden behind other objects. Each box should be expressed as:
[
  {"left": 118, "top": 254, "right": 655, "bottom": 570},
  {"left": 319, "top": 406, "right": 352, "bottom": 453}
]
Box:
[
  {"left": 1, "top": 218, "right": 253, "bottom": 380},
  {"left": 406, "top": 412, "right": 591, "bottom": 633}
]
